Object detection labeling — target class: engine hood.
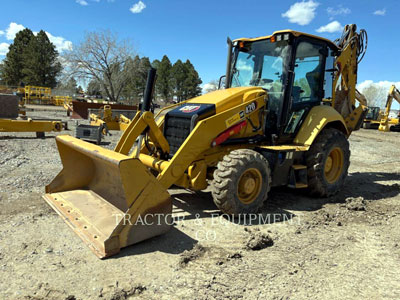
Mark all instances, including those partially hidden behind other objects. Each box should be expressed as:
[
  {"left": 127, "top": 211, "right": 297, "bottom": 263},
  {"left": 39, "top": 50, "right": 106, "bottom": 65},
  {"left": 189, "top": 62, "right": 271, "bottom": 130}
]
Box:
[{"left": 186, "top": 87, "right": 267, "bottom": 113}]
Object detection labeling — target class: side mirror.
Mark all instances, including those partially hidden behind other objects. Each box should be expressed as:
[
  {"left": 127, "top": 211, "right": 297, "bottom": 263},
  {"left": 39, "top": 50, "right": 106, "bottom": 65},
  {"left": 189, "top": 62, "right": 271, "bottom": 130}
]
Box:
[{"left": 218, "top": 75, "right": 226, "bottom": 89}]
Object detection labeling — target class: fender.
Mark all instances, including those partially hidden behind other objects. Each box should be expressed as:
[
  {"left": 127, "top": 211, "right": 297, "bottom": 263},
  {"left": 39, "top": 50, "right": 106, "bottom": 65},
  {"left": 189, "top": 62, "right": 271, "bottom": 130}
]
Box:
[{"left": 293, "top": 105, "right": 349, "bottom": 147}]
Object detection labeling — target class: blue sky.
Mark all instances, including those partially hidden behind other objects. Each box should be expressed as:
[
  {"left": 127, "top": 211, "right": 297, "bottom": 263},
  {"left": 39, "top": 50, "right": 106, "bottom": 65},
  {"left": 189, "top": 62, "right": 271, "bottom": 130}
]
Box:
[{"left": 0, "top": 0, "right": 399, "bottom": 101}]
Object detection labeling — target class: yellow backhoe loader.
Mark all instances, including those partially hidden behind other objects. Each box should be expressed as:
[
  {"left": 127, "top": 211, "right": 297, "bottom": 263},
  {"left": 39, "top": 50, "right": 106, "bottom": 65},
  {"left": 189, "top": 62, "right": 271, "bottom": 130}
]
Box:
[
  {"left": 379, "top": 85, "right": 400, "bottom": 131},
  {"left": 43, "top": 24, "right": 368, "bottom": 258},
  {"left": 362, "top": 106, "right": 382, "bottom": 129}
]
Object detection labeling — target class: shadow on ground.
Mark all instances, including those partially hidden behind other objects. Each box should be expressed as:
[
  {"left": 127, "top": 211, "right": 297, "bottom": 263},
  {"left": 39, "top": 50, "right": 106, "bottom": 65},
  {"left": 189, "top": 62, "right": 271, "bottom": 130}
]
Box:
[
  {"left": 108, "top": 171, "right": 400, "bottom": 258},
  {"left": 112, "top": 227, "right": 198, "bottom": 259},
  {"left": 169, "top": 171, "right": 400, "bottom": 224}
]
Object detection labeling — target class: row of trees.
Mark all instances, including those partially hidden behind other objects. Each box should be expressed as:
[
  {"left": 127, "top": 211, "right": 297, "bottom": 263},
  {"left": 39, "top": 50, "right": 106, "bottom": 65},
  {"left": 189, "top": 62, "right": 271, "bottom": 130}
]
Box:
[
  {"left": 0, "top": 28, "right": 62, "bottom": 88},
  {"left": 0, "top": 29, "right": 203, "bottom": 105},
  {"left": 65, "top": 31, "right": 202, "bottom": 104},
  {"left": 120, "top": 55, "right": 202, "bottom": 103},
  {"left": 57, "top": 77, "right": 84, "bottom": 95}
]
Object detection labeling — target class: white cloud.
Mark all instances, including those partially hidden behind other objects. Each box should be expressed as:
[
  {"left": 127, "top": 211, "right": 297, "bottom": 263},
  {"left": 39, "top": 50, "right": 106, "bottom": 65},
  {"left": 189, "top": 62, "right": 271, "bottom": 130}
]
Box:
[
  {"left": 282, "top": 0, "right": 319, "bottom": 26},
  {"left": 202, "top": 82, "right": 218, "bottom": 94},
  {"left": 0, "top": 30, "right": 4, "bottom": 35},
  {"left": 357, "top": 80, "right": 400, "bottom": 92},
  {"left": 316, "top": 21, "right": 343, "bottom": 33},
  {"left": 0, "top": 43, "right": 10, "bottom": 56},
  {"left": 1, "top": 22, "right": 72, "bottom": 53},
  {"left": 327, "top": 6, "right": 350, "bottom": 19},
  {"left": 5, "top": 22, "right": 25, "bottom": 40},
  {"left": 358, "top": 80, "right": 400, "bottom": 109},
  {"left": 130, "top": 1, "right": 146, "bottom": 13},
  {"left": 373, "top": 9, "right": 386, "bottom": 16},
  {"left": 76, "top": 0, "right": 88, "bottom": 5},
  {"left": 45, "top": 32, "right": 73, "bottom": 52}
]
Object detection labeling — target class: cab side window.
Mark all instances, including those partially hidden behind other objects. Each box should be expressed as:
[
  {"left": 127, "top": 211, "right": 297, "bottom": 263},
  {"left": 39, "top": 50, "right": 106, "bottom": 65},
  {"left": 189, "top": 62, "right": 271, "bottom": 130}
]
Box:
[
  {"left": 292, "top": 41, "right": 325, "bottom": 104},
  {"left": 284, "top": 41, "right": 326, "bottom": 135}
]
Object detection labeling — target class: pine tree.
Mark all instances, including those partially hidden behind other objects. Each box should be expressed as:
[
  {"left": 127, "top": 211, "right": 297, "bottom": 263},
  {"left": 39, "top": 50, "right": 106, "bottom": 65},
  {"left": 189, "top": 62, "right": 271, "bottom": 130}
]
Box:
[
  {"left": 87, "top": 79, "right": 102, "bottom": 97},
  {"left": 171, "top": 60, "right": 186, "bottom": 102},
  {"left": 156, "top": 55, "right": 172, "bottom": 102},
  {"left": 151, "top": 59, "right": 161, "bottom": 70},
  {"left": 59, "top": 77, "right": 78, "bottom": 93},
  {"left": 183, "top": 59, "right": 202, "bottom": 99},
  {"left": 121, "top": 56, "right": 154, "bottom": 104},
  {"left": 1, "top": 28, "right": 34, "bottom": 86},
  {"left": 22, "top": 30, "right": 62, "bottom": 88}
]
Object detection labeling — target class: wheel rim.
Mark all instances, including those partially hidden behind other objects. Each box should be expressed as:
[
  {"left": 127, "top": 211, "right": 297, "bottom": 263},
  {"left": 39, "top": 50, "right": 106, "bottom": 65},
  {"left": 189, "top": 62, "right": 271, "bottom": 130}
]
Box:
[
  {"left": 324, "top": 147, "right": 344, "bottom": 184},
  {"left": 237, "top": 168, "right": 262, "bottom": 204}
]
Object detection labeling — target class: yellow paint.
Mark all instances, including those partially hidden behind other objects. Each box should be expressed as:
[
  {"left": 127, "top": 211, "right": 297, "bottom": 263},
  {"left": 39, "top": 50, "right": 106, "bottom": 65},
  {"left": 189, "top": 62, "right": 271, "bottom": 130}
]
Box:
[
  {"left": 0, "top": 119, "right": 62, "bottom": 133},
  {"left": 324, "top": 147, "right": 344, "bottom": 184},
  {"left": 43, "top": 135, "right": 171, "bottom": 258},
  {"left": 225, "top": 112, "right": 243, "bottom": 128},
  {"left": 259, "top": 145, "right": 309, "bottom": 152},
  {"left": 237, "top": 168, "right": 262, "bottom": 204},
  {"left": 186, "top": 87, "right": 266, "bottom": 113},
  {"left": 234, "top": 29, "right": 337, "bottom": 49},
  {"left": 294, "top": 106, "right": 348, "bottom": 146}
]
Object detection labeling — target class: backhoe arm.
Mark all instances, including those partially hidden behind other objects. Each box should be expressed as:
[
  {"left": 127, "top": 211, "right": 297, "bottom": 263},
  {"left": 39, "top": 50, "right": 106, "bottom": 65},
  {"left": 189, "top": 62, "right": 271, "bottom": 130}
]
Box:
[
  {"left": 333, "top": 24, "right": 368, "bottom": 133},
  {"left": 379, "top": 85, "right": 400, "bottom": 131}
]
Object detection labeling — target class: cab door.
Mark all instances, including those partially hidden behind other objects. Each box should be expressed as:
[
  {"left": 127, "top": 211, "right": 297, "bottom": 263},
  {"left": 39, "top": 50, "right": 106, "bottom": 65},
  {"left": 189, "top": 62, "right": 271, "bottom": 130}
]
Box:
[{"left": 281, "top": 38, "right": 333, "bottom": 138}]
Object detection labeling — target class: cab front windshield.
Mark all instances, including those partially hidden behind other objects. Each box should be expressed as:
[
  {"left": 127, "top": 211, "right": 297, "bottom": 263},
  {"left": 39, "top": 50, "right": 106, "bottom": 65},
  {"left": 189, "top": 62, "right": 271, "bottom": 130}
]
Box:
[{"left": 231, "top": 38, "right": 290, "bottom": 111}]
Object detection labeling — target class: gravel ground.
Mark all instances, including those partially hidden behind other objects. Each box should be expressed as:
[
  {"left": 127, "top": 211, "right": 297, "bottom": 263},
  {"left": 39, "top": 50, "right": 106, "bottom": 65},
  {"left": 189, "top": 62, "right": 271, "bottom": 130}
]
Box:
[{"left": 1, "top": 106, "right": 400, "bottom": 300}]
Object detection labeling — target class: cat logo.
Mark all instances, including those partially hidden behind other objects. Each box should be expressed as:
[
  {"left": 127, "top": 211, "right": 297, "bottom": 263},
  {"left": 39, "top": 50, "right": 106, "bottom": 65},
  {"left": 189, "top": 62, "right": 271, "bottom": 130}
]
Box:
[{"left": 179, "top": 105, "right": 201, "bottom": 113}]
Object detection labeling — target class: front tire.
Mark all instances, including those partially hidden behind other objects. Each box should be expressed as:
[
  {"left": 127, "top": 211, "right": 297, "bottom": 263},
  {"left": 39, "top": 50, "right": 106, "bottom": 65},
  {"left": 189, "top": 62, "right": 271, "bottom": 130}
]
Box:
[
  {"left": 211, "top": 149, "right": 271, "bottom": 215},
  {"left": 305, "top": 128, "right": 350, "bottom": 197}
]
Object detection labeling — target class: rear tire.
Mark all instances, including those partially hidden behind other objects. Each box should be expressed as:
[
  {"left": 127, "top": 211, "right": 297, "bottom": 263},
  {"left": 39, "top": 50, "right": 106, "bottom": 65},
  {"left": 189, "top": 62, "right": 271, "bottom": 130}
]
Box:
[
  {"left": 211, "top": 149, "right": 271, "bottom": 215},
  {"left": 305, "top": 128, "right": 350, "bottom": 197}
]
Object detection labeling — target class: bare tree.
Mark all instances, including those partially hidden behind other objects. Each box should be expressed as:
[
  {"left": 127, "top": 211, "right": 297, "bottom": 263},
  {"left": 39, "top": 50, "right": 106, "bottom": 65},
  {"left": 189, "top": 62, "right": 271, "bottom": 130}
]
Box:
[
  {"left": 203, "top": 80, "right": 219, "bottom": 94},
  {"left": 360, "top": 84, "right": 387, "bottom": 108},
  {"left": 64, "top": 31, "right": 134, "bottom": 102}
]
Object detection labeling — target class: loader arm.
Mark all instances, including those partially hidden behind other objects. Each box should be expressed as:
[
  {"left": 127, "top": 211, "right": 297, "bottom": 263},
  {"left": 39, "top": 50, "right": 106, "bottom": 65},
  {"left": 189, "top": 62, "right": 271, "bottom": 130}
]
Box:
[{"left": 379, "top": 85, "right": 400, "bottom": 131}]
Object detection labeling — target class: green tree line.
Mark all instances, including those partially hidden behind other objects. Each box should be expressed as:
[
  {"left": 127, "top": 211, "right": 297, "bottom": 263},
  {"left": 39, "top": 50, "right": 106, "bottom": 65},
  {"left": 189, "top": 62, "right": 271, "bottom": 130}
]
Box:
[
  {"left": 0, "top": 29, "right": 203, "bottom": 105},
  {"left": 86, "top": 55, "right": 202, "bottom": 104}
]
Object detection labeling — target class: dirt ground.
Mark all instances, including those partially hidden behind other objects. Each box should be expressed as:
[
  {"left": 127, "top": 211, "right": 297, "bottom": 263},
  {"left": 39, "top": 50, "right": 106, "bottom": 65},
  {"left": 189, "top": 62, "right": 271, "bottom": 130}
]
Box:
[{"left": 1, "top": 106, "right": 400, "bottom": 300}]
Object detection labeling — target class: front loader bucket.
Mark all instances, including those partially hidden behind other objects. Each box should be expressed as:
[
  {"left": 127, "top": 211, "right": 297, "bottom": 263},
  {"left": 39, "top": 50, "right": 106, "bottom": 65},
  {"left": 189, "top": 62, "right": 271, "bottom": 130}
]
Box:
[{"left": 43, "top": 135, "right": 171, "bottom": 258}]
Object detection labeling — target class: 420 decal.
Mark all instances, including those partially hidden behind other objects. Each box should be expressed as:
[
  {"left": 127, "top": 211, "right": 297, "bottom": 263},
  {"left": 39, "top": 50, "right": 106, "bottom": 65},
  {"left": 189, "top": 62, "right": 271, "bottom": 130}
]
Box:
[{"left": 245, "top": 102, "right": 257, "bottom": 114}]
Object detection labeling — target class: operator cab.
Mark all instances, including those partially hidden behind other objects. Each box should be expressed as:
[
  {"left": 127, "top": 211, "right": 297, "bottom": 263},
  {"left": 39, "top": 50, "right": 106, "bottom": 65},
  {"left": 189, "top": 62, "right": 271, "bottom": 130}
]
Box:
[
  {"left": 365, "top": 106, "right": 380, "bottom": 121},
  {"left": 227, "top": 31, "right": 339, "bottom": 143}
]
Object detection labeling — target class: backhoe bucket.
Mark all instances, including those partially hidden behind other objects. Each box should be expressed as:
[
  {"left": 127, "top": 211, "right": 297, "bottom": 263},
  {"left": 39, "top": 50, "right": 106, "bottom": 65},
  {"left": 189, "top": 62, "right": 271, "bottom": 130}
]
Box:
[{"left": 43, "top": 135, "right": 172, "bottom": 258}]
